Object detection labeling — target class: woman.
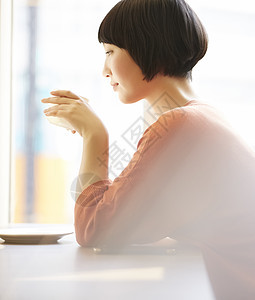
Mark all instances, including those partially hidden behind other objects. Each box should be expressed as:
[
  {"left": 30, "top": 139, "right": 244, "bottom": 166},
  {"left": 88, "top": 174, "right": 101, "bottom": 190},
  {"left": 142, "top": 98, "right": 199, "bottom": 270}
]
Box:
[{"left": 42, "top": 0, "right": 255, "bottom": 298}]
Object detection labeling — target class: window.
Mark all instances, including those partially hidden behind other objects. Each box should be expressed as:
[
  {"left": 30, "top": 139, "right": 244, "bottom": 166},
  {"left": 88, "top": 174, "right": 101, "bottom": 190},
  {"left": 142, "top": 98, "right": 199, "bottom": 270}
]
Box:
[
  {"left": 2, "top": 0, "right": 255, "bottom": 225},
  {"left": 11, "top": 0, "right": 143, "bottom": 224},
  {"left": 0, "top": 0, "right": 12, "bottom": 227}
]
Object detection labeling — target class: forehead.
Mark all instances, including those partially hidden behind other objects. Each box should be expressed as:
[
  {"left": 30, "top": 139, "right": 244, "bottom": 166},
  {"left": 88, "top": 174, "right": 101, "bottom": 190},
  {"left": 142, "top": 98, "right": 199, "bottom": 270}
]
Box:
[{"left": 103, "top": 43, "right": 116, "bottom": 48}]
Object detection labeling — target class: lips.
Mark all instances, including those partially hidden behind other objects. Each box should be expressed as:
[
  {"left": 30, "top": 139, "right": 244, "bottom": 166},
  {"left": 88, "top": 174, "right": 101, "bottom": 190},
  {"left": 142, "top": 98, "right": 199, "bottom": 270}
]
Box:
[{"left": 111, "top": 82, "right": 119, "bottom": 91}]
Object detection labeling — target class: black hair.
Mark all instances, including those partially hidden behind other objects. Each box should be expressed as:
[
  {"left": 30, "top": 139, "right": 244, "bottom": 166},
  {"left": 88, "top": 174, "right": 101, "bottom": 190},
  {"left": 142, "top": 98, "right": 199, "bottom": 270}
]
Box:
[{"left": 98, "top": 0, "right": 208, "bottom": 81}]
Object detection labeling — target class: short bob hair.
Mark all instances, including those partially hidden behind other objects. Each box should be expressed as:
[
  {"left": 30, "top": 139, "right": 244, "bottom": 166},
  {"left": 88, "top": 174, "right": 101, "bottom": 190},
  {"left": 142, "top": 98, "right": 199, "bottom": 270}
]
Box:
[{"left": 98, "top": 0, "right": 208, "bottom": 81}]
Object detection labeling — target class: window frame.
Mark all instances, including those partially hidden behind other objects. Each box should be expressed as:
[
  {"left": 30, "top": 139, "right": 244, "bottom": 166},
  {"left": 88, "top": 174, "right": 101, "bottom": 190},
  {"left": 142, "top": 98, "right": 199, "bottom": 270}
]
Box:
[{"left": 0, "top": 0, "right": 13, "bottom": 227}]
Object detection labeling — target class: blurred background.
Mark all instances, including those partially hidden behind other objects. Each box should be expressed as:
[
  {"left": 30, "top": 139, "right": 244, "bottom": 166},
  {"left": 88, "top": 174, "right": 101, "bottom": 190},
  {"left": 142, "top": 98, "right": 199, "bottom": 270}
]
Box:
[{"left": 11, "top": 0, "right": 255, "bottom": 224}]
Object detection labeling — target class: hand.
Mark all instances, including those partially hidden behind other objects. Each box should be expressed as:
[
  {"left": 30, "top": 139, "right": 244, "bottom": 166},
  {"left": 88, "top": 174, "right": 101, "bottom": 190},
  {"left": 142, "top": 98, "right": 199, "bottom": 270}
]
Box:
[{"left": 42, "top": 90, "right": 108, "bottom": 138}]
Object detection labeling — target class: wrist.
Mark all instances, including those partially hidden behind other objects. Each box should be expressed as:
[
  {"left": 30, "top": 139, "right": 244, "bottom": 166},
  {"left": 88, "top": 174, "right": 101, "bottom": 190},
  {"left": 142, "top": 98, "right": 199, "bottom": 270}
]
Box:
[
  {"left": 80, "top": 128, "right": 109, "bottom": 185},
  {"left": 81, "top": 122, "right": 108, "bottom": 140},
  {"left": 84, "top": 128, "right": 108, "bottom": 142}
]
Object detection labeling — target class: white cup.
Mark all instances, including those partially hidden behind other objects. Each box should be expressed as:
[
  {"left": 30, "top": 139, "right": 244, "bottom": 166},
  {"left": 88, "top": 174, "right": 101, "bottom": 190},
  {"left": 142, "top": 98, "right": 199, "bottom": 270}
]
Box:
[{"left": 46, "top": 104, "right": 74, "bottom": 131}]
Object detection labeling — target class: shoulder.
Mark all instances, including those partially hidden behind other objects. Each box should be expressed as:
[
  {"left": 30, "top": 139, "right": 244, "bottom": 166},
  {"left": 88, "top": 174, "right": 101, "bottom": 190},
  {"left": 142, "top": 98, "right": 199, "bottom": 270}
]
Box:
[
  {"left": 143, "top": 100, "right": 207, "bottom": 138},
  {"left": 136, "top": 100, "right": 231, "bottom": 154},
  {"left": 136, "top": 101, "right": 200, "bottom": 153},
  {"left": 154, "top": 100, "right": 232, "bottom": 136}
]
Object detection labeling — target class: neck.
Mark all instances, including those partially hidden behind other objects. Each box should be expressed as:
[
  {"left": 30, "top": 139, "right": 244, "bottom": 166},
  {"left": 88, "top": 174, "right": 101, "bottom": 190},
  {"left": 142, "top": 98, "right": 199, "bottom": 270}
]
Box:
[{"left": 144, "top": 75, "right": 197, "bottom": 122}]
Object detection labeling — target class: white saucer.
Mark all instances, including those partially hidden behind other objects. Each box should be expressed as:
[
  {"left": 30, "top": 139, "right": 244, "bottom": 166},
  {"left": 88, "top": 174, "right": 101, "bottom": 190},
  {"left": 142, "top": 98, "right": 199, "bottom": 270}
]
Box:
[{"left": 0, "top": 226, "right": 74, "bottom": 244}]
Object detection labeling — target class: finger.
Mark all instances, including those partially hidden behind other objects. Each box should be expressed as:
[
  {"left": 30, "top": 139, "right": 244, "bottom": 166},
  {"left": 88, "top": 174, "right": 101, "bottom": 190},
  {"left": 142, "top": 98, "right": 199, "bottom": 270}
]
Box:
[
  {"left": 41, "top": 96, "right": 77, "bottom": 105},
  {"left": 43, "top": 104, "right": 71, "bottom": 115},
  {"left": 80, "top": 96, "right": 89, "bottom": 103},
  {"left": 51, "top": 90, "right": 89, "bottom": 104},
  {"left": 50, "top": 90, "right": 79, "bottom": 99}
]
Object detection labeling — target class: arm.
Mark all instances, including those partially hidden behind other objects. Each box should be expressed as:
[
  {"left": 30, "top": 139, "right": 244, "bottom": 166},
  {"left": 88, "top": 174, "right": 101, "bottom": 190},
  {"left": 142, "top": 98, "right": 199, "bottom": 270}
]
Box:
[
  {"left": 74, "top": 107, "right": 217, "bottom": 248},
  {"left": 78, "top": 132, "right": 109, "bottom": 193},
  {"left": 41, "top": 89, "right": 109, "bottom": 194},
  {"left": 74, "top": 111, "right": 191, "bottom": 247}
]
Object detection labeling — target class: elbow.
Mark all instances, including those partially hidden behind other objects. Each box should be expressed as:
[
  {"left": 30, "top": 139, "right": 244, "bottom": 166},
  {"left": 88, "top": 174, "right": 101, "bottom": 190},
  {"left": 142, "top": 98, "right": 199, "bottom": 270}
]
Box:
[
  {"left": 74, "top": 201, "right": 99, "bottom": 247},
  {"left": 74, "top": 212, "right": 103, "bottom": 247},
  {"left": 74, "top": 221, "right": 99, "bottom": 248},
  {"left": 75, "top": 232, "right": 93, "bottom": 248}
]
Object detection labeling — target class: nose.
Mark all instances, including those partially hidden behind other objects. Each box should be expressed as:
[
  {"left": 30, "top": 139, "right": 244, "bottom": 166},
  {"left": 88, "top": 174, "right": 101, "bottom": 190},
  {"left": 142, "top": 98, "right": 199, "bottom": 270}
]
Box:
[{"left": 102, "top": 61, "right": 112, "bottom": 78}]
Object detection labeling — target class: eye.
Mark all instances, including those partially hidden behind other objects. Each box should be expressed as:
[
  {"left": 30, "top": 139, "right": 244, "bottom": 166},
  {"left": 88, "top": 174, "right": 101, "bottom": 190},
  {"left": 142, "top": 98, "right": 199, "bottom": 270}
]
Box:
[{"left": 105, "top": 50, "right": 113, "bottom": 56}]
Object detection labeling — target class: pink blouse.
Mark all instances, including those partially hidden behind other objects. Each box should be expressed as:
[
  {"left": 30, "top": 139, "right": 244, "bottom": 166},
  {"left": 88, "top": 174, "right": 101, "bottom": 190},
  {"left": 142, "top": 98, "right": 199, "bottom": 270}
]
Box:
[{"left": 75, "top": 101, "right": 255, "bottom": 299}]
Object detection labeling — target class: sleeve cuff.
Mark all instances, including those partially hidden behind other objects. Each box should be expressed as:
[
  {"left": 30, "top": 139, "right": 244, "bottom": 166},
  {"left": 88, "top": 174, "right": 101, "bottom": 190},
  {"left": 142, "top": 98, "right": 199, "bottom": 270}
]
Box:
[{"left": 76, "top": 179, "right": 113, "bottom": 208}]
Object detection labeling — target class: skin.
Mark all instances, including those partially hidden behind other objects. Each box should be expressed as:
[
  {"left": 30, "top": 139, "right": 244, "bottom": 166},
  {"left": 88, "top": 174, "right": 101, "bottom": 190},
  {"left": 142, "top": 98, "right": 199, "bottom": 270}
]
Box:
[{"left": 41, "top": 43, "right": 197, "bottom": 191}]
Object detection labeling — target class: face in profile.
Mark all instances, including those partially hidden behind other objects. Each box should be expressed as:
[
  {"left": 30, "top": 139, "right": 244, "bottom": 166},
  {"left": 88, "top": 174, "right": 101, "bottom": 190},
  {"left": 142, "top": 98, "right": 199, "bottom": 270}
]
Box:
[{"left": 102, "top": 43, "right": 159, "bottom": 104}]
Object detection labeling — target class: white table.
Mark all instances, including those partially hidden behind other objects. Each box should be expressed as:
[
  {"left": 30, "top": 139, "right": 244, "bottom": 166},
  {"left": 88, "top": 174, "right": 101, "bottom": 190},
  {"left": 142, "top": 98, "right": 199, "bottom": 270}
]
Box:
[{"left": 0, "top": 229, "right": 214, "bottom": 300}]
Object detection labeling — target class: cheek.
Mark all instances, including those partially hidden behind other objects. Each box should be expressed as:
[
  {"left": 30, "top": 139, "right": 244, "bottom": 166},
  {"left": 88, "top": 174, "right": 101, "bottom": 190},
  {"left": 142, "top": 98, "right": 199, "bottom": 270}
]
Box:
[
  {"left": 114, "top": 54, "right": 143, "bottom": 83},
  {"left": 113, "top": 58, "right": 130, "bottom": 81}
]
